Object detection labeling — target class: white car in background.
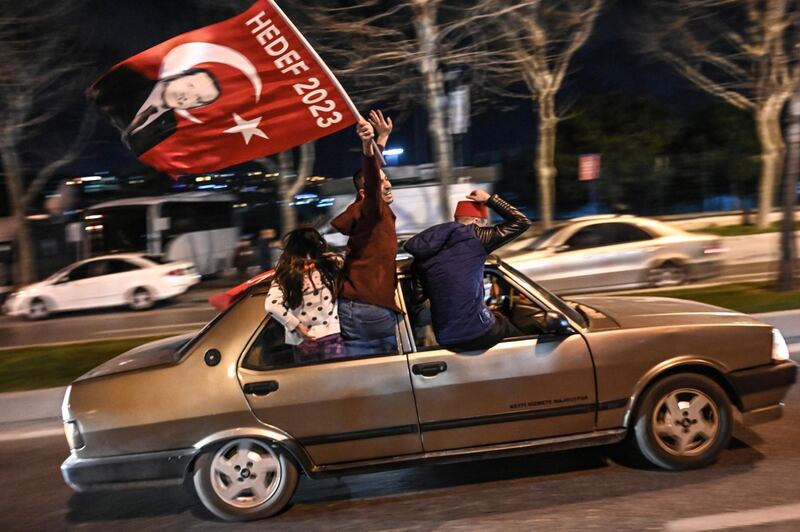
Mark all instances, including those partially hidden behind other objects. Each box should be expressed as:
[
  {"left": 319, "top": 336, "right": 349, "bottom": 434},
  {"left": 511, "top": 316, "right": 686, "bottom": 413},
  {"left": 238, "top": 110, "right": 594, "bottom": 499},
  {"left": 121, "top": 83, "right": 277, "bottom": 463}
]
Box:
[
  {"left": 2, "top": 254, "right": 200, "bottom": 319},
  {"left": 498, "top": 215, "right": 726, "bottom": 295}
]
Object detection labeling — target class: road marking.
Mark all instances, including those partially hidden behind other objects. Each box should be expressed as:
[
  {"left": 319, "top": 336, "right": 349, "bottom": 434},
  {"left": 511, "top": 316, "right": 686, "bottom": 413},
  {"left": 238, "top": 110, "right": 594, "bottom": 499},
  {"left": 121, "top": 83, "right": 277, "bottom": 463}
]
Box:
[
  {"left": 665, "top": 503, "right": 800, "bottom": 531},
  {"left": 0, "top": 426, "right": 64, "bottom": 443},
  {"left": 92, "top": 322, "right": 207, "bottom": 336}
]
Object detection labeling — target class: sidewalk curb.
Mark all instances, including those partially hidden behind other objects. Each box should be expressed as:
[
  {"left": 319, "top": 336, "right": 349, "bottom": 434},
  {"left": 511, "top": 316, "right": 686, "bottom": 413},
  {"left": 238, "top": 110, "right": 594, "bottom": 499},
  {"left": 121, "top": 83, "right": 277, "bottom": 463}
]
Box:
[
  {"left": 0, "top": 386, "right": 66, "bottom": 425},
  {"left": 0, "top": 312, "right": 797, "bottom": 428}
]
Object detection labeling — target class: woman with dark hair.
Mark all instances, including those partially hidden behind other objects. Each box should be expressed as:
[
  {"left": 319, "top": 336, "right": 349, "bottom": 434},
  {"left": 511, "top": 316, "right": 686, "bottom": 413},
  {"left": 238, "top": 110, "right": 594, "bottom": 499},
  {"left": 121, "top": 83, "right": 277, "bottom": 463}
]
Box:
[{"left": 264, "top": 228, "right": 344, "bottom": 361}]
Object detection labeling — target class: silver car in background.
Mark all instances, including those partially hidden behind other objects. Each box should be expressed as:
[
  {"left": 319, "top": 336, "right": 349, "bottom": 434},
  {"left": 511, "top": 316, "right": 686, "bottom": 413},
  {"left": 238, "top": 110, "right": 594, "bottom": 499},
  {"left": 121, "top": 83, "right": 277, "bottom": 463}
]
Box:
[{"left": 498, "top": 215, "right": 725, "bottom": 294}]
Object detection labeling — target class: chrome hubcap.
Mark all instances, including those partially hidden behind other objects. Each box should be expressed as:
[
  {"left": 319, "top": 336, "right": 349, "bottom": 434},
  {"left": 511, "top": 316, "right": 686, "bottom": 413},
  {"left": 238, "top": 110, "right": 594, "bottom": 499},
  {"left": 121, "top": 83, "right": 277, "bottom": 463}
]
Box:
[
  {"left": 651, "top": 266, "right": 686, "bottom": 287},
  {"left": 29, "top": 301, "right": 47, "bottom": 318},
  {"left": 210, "top": 439, "right": 281, "bottom": 508},
  {"left": 132, "top": 291, "right": 151, "bottom": 309},
  {"left": 652, "top": 388, "right": 719, "bottom": 456}
]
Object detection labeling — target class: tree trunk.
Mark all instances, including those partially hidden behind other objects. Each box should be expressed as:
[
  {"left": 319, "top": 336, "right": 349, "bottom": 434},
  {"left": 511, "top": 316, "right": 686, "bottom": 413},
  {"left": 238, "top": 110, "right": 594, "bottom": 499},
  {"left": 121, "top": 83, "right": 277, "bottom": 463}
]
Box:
[
  {"left": 413, "top": 0, "right": 453, "bottom": 221},
  {"left": 754, "top": 101, "right": 786, "bottom": 228},
  {"left": 535, "top": 92, "right": 558, "bottom": 229},
  {"left": 276, "top": 143, "right": 316, "bottom": 236},
  {"left": 278, "top": 150, "right": 299, "bottom": 235},
  {"left": 777, "top": 97, "right": 799, "bottom": 291},
  {"left": 0, "top": 144, "right": 36, "bottom": 286}
]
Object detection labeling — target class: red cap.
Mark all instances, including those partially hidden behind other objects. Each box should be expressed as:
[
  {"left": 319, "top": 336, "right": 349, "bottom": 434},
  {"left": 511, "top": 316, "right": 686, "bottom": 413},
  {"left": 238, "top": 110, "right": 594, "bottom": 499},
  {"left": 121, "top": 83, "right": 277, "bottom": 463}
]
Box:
[{"left": 454, "top": 201, "right": 489, "bottom": 219}]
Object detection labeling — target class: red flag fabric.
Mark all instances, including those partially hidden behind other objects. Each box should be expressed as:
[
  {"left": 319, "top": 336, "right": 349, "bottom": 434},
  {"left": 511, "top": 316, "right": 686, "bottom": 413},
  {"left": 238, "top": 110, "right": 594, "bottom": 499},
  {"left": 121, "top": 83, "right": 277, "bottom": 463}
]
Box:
[
  {"left": 90, "top": 0, "right": 357, "bottom": 176},
  {"left": 209, "top": 269, "right": 275, "bottom": 312}
]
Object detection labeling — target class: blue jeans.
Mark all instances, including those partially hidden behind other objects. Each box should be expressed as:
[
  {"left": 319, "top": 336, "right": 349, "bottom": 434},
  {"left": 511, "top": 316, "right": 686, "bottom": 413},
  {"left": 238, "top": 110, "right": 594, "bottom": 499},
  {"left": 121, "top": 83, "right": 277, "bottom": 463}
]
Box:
[{"left": 338, "top": 298, "right": 398, "bottom": 355}]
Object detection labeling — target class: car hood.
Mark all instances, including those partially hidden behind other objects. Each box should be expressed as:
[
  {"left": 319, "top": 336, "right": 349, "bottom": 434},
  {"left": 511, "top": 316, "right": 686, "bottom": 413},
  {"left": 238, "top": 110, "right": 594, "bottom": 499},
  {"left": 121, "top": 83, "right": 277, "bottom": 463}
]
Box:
[
  {"left": 568, "top": 296, "right": 765, "bottom": 329},
  {"left": 75, "top": 334, "right": 195, "bottom": 382}
]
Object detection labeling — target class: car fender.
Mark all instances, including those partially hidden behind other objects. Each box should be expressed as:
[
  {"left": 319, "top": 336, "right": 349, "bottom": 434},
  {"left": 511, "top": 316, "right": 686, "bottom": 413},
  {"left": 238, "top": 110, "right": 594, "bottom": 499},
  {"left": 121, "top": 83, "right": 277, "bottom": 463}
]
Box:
[
  {"left": 645, "top": 252, "right": 690, "bottom": 271},
  {"left": 623, "top": 355, "right": 732, "bottom": 427},
  {"left": 192, "top": 426, "right": 315, "bottom": 475},
  {"left": 27, "top": 291, "right": 59, "bottom": 313}
]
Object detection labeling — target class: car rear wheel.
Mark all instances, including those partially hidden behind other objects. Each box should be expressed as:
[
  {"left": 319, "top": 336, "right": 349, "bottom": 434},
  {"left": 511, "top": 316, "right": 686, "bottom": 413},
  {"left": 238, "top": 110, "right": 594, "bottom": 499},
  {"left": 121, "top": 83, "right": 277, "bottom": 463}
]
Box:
[
  {"left": 129, "top": 287, "right": 154, "bottom": 311},
  {"left": 27, "top": 298, "right": 50, "bottom": 320},
  {"left": 648, "top": 261, "right": 688, "bottom": 288},
  {"left": 632, "top": 373, "right": 732, "bottom": 470},
  {"left": 193, "top": 438, "right": 298, "bottom": 521}
]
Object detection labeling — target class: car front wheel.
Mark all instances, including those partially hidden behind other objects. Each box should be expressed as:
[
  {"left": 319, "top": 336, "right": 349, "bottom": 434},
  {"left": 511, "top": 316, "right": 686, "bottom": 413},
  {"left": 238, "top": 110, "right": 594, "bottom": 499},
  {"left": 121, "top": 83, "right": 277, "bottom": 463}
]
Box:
[
  {"left": 193, "top": 438, "right": 298, "bottom": 521},
  {"left": 27, "top": 298, "right": 50, "bottom": 320},
  {"left": 632, "top": 373, "right": 732, "bottom": 470}
]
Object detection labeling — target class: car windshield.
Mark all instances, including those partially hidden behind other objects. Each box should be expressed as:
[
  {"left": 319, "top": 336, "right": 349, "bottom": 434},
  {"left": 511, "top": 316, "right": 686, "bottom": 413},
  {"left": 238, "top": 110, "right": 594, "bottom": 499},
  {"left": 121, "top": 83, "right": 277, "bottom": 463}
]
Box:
[{"left": 499, "top": 262, "right": 587, "bottom": 328}]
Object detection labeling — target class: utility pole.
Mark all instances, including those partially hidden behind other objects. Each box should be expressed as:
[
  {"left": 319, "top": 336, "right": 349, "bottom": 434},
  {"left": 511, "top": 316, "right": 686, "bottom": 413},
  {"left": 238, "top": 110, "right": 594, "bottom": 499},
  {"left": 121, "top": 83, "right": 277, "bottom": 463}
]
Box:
[{"left": 777, "top": 92, "right": 800, "bottom": 291}]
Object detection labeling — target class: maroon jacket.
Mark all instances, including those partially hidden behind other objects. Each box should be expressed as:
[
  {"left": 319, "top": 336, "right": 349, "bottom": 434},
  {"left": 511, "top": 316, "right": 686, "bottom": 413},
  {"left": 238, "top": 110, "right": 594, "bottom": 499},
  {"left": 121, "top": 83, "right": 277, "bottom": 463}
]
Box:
[{"left": 331, "top": 149, "right": 401, "bottom": 313}]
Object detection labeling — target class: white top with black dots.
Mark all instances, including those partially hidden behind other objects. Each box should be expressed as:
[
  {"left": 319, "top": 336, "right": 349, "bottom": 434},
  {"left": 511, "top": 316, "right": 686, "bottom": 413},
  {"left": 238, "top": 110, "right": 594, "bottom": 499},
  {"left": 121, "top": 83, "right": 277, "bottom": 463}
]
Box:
[{"left": 264, "top": 269, "right": 340, "bottom": 345}]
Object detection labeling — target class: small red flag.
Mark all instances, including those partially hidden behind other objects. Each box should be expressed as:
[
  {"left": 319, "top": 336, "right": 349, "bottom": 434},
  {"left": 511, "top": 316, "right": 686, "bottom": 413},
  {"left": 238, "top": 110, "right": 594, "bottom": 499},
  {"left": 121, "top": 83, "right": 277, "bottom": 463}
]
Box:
[{"left": 90, "top": 0, "right": 358, "bottom": 176}]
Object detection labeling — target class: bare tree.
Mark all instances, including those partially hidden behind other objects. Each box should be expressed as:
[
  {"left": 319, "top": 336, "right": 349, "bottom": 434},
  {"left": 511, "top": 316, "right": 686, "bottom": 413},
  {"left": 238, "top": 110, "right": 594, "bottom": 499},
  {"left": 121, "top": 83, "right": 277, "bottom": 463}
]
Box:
[
  {"left": 639, "top": 0, "right": 800, "bottom": 228},
  {"left": 304, "top": 0, "right": 516, "bottom": 220},
  {"left": 0, "top": 0, "right": 96, "bottom": 286},
  {"left": 487, "top": 0, "right": 603, "bottom": 229}
]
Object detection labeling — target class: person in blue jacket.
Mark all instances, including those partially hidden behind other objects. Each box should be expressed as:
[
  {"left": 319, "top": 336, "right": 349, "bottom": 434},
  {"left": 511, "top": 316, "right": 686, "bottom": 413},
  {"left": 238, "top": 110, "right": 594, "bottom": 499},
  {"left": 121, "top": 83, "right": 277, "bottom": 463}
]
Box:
[{"left": 404, "top": 190, "right": 531, "bottom": 352}]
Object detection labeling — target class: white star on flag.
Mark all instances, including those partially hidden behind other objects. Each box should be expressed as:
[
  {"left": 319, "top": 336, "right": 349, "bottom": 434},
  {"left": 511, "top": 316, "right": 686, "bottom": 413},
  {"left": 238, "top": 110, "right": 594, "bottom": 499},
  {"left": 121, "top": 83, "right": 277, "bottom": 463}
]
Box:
[{"left": 224, "top": 113, "right": 269, "bottom": 144}]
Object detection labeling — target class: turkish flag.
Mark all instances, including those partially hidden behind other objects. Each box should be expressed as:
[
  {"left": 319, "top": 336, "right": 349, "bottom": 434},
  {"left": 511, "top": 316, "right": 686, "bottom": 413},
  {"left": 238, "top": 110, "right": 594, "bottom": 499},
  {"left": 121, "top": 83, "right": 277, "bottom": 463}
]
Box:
[{"left": 89, "top": 0, "right": 358, "bottom": 176}]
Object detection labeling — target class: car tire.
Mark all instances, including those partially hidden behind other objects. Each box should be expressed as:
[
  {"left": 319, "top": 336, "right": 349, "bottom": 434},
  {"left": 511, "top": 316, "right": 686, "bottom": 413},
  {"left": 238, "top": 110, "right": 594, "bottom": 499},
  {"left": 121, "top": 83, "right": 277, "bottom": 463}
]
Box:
[
  {"left": 192, "top": 438, "right": 298, "bottom": 521},
  {"left": 129, "top": 287, "right": 154, "bottom": 311},
  {"left": 27, "top": 298, "right": 50, "bottom": 320},
  {"left": 648, "top": 261, "right": 688, "bottom": 288},
  {"left": 632, "top": 373, "right": 732, "bottom": 471}
]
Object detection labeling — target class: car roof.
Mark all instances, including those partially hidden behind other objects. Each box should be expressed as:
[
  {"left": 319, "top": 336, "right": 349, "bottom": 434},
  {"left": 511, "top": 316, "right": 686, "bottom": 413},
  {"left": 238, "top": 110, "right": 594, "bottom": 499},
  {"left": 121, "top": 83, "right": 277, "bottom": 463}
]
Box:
[{"left": 88, "top": 191, "right": 236, "bottom": 210}]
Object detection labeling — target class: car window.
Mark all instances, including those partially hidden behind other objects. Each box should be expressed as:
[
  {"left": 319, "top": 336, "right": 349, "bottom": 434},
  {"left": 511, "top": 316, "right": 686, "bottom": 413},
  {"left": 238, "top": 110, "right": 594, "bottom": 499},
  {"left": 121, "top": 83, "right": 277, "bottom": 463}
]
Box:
[
  {"left": 107, "top": 259, "right": 141, "bottom": 274},
  {"left": 65, "top": 262, "right": 98, "bottom": 281},
  {"left": 400, "top": 271, "right": 547, "bottom": 352},
  {"left": 611, "top": 223, "right": 652, "bottom": 244},
  {"left": 565, "top": 224, "right": 617, "bottom": 250},
  {"left": 242, "top": 295, "right": 401, "bottom": 371}
]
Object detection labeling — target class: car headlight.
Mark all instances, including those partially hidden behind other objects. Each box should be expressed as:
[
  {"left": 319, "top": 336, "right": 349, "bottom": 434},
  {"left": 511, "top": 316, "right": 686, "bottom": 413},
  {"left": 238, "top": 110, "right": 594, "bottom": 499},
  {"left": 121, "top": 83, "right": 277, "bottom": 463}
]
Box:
[
  {"left": 64, "top": 420, "right": 85, "bottom": 451},
  {"left": 772, "top": 328, "right": 790, "bottom": 362}
]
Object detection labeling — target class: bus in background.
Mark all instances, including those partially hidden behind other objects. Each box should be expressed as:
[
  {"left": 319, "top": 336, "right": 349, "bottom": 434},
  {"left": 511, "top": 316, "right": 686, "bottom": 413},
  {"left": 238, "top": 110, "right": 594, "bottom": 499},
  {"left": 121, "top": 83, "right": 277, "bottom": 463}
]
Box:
[{"left": 82, "top": 192, "right": 239, "bottom": 276}]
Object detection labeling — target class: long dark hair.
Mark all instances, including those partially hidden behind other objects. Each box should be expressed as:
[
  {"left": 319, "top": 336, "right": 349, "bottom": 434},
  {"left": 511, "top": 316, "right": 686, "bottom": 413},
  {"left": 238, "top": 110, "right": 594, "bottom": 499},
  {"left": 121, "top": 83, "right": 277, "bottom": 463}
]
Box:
[{"left": 274, "top": 227, "right": 340, "bottom": 310}]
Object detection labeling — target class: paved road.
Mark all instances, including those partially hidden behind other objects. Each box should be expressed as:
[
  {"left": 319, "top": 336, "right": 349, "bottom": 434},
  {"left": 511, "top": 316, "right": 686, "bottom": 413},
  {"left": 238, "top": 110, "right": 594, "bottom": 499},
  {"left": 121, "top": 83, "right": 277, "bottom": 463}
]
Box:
[
  {"left": 2, "top": 353, "right": 798, "bottom": 531},
  {"left": 0, "top": 290, "right": 219, "bottom": 348}
]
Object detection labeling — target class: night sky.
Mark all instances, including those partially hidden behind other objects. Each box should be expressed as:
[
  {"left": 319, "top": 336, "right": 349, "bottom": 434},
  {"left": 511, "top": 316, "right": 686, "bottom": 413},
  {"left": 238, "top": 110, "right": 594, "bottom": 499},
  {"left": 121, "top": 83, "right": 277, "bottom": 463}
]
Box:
[{"left": 65, "top": 0, "right": 714, "bottom": 179}]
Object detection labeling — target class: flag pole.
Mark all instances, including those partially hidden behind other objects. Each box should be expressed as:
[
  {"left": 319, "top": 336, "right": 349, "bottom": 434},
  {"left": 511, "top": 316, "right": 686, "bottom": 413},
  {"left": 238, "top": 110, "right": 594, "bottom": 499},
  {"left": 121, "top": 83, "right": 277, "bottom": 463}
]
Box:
[{"left": 267, "top": 0, "right": 386, "bottom": 165}]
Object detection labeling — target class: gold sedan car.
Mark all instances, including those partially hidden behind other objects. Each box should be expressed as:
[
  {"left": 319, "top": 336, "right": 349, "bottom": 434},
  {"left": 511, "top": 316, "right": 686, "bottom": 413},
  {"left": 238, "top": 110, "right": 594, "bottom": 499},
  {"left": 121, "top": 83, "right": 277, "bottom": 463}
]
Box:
[{"left": 61, "top": 257, "right": 796, "bottom": 521}]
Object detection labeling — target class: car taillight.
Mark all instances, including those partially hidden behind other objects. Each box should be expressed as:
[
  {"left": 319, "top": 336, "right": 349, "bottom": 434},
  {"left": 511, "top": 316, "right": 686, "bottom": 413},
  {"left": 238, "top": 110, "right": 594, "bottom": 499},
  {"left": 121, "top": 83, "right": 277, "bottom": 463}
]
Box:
[
  {"left": 703, "top": 241, "right": 727, "bottom": 254},
  {"left": 64, "top": 420, "right": 85, "bottom": 450},
  {"left": 166, "top": 268, "right": 186, "bottom": 276}
]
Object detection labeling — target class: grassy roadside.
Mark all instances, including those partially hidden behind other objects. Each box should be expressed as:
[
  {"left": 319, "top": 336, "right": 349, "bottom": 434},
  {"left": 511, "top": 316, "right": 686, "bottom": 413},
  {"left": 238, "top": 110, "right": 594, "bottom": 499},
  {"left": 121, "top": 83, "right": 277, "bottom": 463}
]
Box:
[
  {"left": 624, "top": 282, "right": 800, "bottom": 314},
  {"left": 0, "top": 336, "right": 171, "bottom": 393},
  {"left": 692, "top": 221, "right": 800, "bottom": 237}
]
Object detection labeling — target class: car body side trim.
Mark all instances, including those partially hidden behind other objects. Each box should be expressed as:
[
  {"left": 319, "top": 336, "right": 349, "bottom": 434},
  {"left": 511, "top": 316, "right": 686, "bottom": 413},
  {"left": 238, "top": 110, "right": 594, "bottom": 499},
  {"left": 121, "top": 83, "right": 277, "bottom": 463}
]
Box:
[
  {"left": 307, "top": 429, "right": 626, "bottom": 478},
  {"left": 297, "top": 424, "right": 419, "bottom": 446},
  {"left": 419, "top": 399, "right": 628, "bottom": 432}
]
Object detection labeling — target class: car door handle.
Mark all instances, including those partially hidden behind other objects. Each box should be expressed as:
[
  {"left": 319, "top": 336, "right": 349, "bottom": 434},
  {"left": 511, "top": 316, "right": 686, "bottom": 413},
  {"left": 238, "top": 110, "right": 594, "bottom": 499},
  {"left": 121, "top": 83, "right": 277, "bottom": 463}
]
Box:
[
  {"left": 412, "top": 362, "right": 448, "bottom": 377},
  {"left": 243, "top": 380, "right": 279, "bottom": 396}
]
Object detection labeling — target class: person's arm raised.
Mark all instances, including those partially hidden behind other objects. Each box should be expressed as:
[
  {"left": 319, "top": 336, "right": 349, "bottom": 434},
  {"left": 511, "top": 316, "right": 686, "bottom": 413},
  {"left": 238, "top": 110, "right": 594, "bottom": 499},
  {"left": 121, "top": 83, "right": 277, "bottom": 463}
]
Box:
[{"left": 357, "top": 118, "right": 383, "bottom": 220}]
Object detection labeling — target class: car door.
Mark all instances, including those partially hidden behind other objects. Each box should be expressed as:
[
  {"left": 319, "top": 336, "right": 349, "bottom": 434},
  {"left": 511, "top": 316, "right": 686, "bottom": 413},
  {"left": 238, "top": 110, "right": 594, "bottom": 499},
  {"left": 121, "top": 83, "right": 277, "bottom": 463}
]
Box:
[
  {"left": 401, "top": 270, "right": 597, "bottom": 452},
  {"left": 238, "top": 317, "right": 423, "bottom": 466},
  {"left": 597, "top": 223, "right": 654, "bottom": 287},
  {"left": 103, "top": 259, "right": 144, "bottom": 305},
  {"left": 49, "top": 262, "right": 103, "bottom": 310}
]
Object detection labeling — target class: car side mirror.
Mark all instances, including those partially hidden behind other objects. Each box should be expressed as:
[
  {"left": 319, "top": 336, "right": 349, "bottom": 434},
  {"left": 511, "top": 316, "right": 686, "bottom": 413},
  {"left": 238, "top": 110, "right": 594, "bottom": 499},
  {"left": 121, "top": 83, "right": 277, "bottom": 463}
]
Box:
[
  {"left": 544, "top": 311, "right": 572, "bottom": 335},
  {"left": 553, "top": 244, "right": 570, "bottom": 253}
]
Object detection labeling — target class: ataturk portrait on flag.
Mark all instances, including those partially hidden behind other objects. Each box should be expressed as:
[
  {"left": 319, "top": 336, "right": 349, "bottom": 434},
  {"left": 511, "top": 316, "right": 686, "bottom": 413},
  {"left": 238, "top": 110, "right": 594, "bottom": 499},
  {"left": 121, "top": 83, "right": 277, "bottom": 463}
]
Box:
[{"left": 89, "top": 0, "right": 357, "bottom": 176}]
